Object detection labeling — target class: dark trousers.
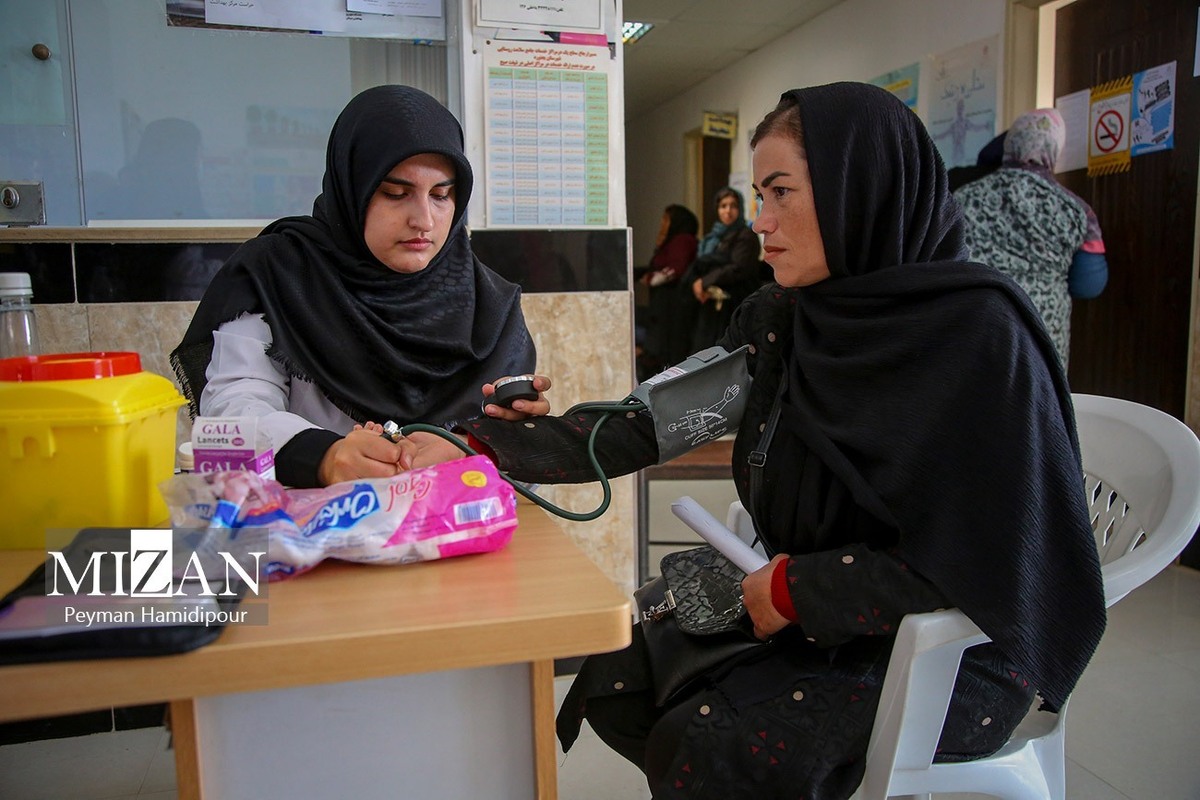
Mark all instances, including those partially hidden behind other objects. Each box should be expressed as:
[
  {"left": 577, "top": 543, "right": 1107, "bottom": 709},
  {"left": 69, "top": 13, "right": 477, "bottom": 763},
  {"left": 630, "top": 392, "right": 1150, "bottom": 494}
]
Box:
[{"left": 584, "top": 689, "right": 695, "bottom": 793}]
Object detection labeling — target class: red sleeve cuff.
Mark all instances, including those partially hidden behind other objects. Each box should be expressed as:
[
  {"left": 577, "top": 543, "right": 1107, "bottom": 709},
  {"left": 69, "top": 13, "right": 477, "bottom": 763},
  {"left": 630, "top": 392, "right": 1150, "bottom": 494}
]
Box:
[
  {"left": 770, "top": 557, "right": 800, "bottom": 623},
  {"left": 465, "top": 432, "right": 499, "bottom": 464}
]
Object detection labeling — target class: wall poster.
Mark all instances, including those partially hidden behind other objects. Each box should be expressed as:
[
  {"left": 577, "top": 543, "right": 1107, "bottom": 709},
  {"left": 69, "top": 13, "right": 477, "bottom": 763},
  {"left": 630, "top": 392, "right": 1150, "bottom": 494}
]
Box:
[
  {"left": 868, "top": 63, "right": 920, "bottom": 109},
  {"left": 1087, "top": 75, "right": 1132, "bottom": 177},
  {"left": 927, "top": 36, "right": 998, "bottom": 169},
  {"left": 482, "top": 40, "right": 610, "bottom": 226},
  {"left": 1053, "top": 88, "right": 1091, "bottom": 173},
  {"left": 1131, "top": 61, "right": 1176, "bottom": 156}
]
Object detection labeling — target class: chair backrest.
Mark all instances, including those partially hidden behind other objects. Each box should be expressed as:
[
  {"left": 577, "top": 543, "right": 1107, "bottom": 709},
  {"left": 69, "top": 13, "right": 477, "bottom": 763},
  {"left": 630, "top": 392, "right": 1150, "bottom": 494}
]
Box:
[
  {"left": 856, "top": 393, "right": 1200, "bottom": 799},
  {"left": 1073, "top": 393, "right": 1200, "bottom": 605}
]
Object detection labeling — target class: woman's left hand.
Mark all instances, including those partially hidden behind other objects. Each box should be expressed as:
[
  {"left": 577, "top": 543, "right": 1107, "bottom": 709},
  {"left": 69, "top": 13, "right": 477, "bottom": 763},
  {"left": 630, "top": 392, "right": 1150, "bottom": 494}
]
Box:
[
  {"left": 692, "top": 277, "right": 707, "bottom": 303},
  {"left": 482, "top": 375, "right": 552, "bottom": 420},
  {"left": 742, "top": 553, "right": 792, "bottom": 641}
]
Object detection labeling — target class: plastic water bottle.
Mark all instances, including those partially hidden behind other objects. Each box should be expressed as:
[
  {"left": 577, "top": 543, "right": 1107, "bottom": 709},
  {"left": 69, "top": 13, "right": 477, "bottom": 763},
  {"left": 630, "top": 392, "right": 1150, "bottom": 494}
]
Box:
[{"left": 0, "top": 273, "right": 39, "bottom": 358}]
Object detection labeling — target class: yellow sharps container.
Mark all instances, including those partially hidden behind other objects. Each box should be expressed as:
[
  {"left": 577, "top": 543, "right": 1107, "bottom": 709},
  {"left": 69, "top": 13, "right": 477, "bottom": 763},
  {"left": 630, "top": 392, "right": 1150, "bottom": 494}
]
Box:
[{"left": 0, "top": 352, "right": 185, "bottom": 548}]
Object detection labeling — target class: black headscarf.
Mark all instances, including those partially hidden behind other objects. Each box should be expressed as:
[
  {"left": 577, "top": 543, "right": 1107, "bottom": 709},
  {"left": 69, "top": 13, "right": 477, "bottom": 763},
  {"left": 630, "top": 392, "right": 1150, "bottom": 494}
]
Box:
[
  {"left": 171, "top": 85, "right": 535, "bottom": 426},
  {"left": 768, "top": 82, "right": 1104, "bottom": 711},
  {"left": 663, "top": 204, "right": 699, "bottom": 242}
]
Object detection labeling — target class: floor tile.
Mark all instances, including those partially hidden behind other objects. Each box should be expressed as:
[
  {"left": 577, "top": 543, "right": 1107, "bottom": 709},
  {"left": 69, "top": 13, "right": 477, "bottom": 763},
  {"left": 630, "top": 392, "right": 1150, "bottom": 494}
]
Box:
[
  {"left": 138, "top": 729, "right": 176, "bottom": 794},
  {"left": 1067, "top": 569, "right": 1200, "bottom": 799},
  {"left": 0, "top": 727, "right": 161, "bottom": 800},
  {"left": 555, "top": 676, "right": 652, "bottom": 800}
]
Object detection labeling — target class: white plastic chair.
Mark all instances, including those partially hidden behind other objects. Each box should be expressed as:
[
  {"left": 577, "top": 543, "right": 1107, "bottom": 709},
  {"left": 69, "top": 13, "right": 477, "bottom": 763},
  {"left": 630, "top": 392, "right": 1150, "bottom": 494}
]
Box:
[{"left": 729, "top": 393, "right": 1200, "bottom": 800}]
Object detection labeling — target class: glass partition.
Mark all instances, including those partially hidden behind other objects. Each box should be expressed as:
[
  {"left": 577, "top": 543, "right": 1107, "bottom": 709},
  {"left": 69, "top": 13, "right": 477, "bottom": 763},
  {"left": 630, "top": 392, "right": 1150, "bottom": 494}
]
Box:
[{"left": 0, "top": 0, "right": 448, "bottom": 226}]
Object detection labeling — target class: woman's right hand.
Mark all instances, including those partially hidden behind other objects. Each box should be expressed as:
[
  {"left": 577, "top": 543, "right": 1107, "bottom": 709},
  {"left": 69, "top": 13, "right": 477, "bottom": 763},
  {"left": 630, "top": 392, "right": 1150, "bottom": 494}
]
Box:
[
  {"left": 482, "top": 375, "right": 553, "bottom": 420},
  {"left": 317, "top": 428, "right": 414, "bottom": 486},
  {"left": 692, "top": 277, "right": 708, "bottom": 303},
  {"left": 742, "top": 553, "right": 792, "bottom": 641}
]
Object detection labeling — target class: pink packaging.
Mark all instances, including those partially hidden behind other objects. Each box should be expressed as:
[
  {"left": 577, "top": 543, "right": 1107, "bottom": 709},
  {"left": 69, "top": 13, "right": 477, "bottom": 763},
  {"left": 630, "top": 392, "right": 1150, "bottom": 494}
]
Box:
[{"left": 160, "top": 455, "right": 518, "bottom": 580}]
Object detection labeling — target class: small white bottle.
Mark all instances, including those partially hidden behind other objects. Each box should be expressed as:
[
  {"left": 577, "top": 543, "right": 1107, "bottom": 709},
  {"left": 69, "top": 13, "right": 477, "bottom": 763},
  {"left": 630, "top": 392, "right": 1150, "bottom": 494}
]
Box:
[{"left": 0, "top": 273, "right": 40, "bottom": 358}]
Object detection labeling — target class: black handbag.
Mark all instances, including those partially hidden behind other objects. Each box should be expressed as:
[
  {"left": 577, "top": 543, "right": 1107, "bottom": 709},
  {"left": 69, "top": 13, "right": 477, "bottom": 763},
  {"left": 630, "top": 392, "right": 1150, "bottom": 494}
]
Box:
[{"left": 634, "top": 545, "right": 763, "bottom": 706}]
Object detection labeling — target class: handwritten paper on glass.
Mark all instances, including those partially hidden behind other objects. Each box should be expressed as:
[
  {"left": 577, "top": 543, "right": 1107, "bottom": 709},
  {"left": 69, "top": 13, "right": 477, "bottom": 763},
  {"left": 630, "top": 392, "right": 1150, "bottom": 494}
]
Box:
[
  {"left": 483, "top": 41, "right": 610, "bottom": 226},
  {"left": 477, "top": 0, "right": 603, "bottom": 33},
  {"left": 347, "top": 0, "right": 441, "bottom": 17},
  {"left": 205, "top": 0, "right": 444, "bottom": 38},
  {"left": 205, "top": 0, "right": 334, "bottom": 32}
]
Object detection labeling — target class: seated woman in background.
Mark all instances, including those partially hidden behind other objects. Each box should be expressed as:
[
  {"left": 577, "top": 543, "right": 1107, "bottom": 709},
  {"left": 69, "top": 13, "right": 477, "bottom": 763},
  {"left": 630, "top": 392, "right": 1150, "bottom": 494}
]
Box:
[
  {"left": 668, "top": 187, "right": 763, "bottom": 363},
  {"left": 170, "top": 85, "right": 541, "bottom": 489},
  {"left": 638, "top": 204, "right": 699, "bottom": 377},
  {"left": 406, "top": 82, "right": 1106, "bottom": 800},
  {"left": 955, "top": 108, "right": 1107, "bottom": 368}
]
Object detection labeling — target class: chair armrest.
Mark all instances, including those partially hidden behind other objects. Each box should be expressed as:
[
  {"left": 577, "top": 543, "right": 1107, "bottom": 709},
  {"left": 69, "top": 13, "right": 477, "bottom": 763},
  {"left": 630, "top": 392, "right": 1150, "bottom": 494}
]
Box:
[{"left": 861, "top": 608, "right": 990, "bottom": 796}]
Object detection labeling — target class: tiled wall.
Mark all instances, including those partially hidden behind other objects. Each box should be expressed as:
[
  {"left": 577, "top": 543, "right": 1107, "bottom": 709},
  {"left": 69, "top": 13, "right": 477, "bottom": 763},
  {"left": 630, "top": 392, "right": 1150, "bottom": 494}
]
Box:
[{"left": 3, "top": 230, "right": 639, "bottom": 594}]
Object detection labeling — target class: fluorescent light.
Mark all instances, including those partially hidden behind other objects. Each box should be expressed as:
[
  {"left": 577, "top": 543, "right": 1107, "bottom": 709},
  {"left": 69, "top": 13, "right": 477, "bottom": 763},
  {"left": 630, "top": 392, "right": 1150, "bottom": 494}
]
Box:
[{"left": 622, "top": 21, "right": 653, "bottom": 44}]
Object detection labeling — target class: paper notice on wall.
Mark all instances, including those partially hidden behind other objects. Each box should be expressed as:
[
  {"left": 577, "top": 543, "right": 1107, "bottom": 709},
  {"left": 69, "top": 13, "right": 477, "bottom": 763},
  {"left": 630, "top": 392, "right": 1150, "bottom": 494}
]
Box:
[
  {"left": 1054, "top": 88, "right": 1090, "bottom": 173},
  {"left": 927, "top": 36, "right": 999, "bottom": 169},
  {"left": 1194, "top": 8, "right": 1200, "bottom": 77},
  {"left": 1131, "top": 61, "right": 1175, "bottom": 156},
  {"left": 868, "top": 63, "right": 920, "bottom": 109},
  {"left": 483, "top": 40, "right": 611, "bottom": 226}
]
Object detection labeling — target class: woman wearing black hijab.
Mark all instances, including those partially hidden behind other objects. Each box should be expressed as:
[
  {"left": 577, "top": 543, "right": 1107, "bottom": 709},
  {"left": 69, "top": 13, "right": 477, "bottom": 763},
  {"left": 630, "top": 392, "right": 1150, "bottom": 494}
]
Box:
[
  {"left": 171, "top": 85, "right": 541, "bottom": 489},
  {"left": 670, "top": 186, "right": 764, "bottom": 362},
  {"left": 408, "top": 82, "right": 1106, "bottom": 799}
]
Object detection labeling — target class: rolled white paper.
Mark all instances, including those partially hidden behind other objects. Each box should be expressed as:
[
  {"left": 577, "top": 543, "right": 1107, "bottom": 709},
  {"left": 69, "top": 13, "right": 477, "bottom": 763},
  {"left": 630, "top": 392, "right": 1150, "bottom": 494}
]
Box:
[{"left": 671, "top": 496, "right": 770, "bottom": 574}]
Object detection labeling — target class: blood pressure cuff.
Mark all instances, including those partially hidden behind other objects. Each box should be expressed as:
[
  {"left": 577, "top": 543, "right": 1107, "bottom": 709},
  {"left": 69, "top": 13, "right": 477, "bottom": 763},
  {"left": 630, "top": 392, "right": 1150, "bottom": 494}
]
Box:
[{"left": 627, "top": 346, "right": 750, "bottom": 464}]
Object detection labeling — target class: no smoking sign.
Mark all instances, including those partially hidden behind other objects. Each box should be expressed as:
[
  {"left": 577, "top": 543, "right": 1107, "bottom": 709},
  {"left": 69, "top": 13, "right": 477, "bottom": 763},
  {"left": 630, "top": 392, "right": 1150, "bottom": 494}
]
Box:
[
  {"left": 1094, "top": 110, "right": 1123, "bottom": 153},
  {"left": 1089, "top": 94, "right": 1129, "bottom": 158}
]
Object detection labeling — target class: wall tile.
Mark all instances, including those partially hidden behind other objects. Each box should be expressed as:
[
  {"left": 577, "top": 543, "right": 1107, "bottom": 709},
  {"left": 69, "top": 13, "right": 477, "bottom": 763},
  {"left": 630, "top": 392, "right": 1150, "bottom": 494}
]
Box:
[
  {"left": 75, "top": 243, "right": 236, "bottom": 302},
  {"left": 34, "top": 304, "right": 91, "bottom": 355},
  {"left": 85, "top": 301, "right": 198, "bottom": 451},
  {"left": 85, "top": 301, "right": 197, "bottom": 382},
  {"left": 0, "top": 245, "right": 74, "bottom": 304},
  {"left": 471, "top": 228, "right": 629, "bottom": 292},
  {"left": 521, "top": 292, "right": 636, "bottom": 592}
]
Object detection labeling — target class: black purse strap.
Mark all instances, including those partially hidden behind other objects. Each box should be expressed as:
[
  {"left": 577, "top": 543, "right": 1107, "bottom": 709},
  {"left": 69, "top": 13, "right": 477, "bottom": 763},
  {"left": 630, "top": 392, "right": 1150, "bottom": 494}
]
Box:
[{"left": 746, "top": 366, "right": 786, "bottom": 559}]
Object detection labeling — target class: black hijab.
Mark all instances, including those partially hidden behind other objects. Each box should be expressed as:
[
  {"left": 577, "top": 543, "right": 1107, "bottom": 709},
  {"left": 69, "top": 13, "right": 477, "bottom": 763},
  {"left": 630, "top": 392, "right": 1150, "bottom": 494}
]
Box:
[
  {"left": 767, "top": 82, "right": 1104, "bottom": 711},
  {"left": 663, "top": 204, "right": 700, "bottom": 242},
  {"left": 171, "top": 85, "right": 535, "bottom": 426}
]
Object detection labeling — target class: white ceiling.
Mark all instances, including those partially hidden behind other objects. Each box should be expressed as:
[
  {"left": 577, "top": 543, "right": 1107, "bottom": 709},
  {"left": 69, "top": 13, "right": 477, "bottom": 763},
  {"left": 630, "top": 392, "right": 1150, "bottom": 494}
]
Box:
[{"left": 621, "top": 0, "right": 847, "bottom": 119}]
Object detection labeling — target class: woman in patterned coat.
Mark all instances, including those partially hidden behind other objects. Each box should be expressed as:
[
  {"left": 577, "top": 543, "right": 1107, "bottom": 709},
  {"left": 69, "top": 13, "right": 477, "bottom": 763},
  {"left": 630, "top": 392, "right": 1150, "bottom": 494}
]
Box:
[{"left": 955, "top": 108, "right": 1108, "bottom": 368}]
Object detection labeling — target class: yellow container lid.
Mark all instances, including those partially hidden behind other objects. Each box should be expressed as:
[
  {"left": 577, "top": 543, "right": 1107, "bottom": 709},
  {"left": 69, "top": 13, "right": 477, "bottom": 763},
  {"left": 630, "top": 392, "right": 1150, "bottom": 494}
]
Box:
[{"left": 0, "top": 352, "right": 184, "bottom": 424}]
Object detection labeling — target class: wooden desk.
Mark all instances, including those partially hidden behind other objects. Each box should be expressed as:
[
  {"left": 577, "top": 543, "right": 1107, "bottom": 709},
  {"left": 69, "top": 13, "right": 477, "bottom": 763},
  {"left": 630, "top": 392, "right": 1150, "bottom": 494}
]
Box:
[{"left": 0, "top": 508, "right": 631, "bottom": 799}]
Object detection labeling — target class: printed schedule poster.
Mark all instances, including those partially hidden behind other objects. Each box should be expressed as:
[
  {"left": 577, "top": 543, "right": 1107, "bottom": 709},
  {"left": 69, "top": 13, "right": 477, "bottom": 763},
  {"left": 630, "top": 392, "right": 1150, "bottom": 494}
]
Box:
[{"left": 484, "top": 40, "right": 610, "bottom": 226}]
